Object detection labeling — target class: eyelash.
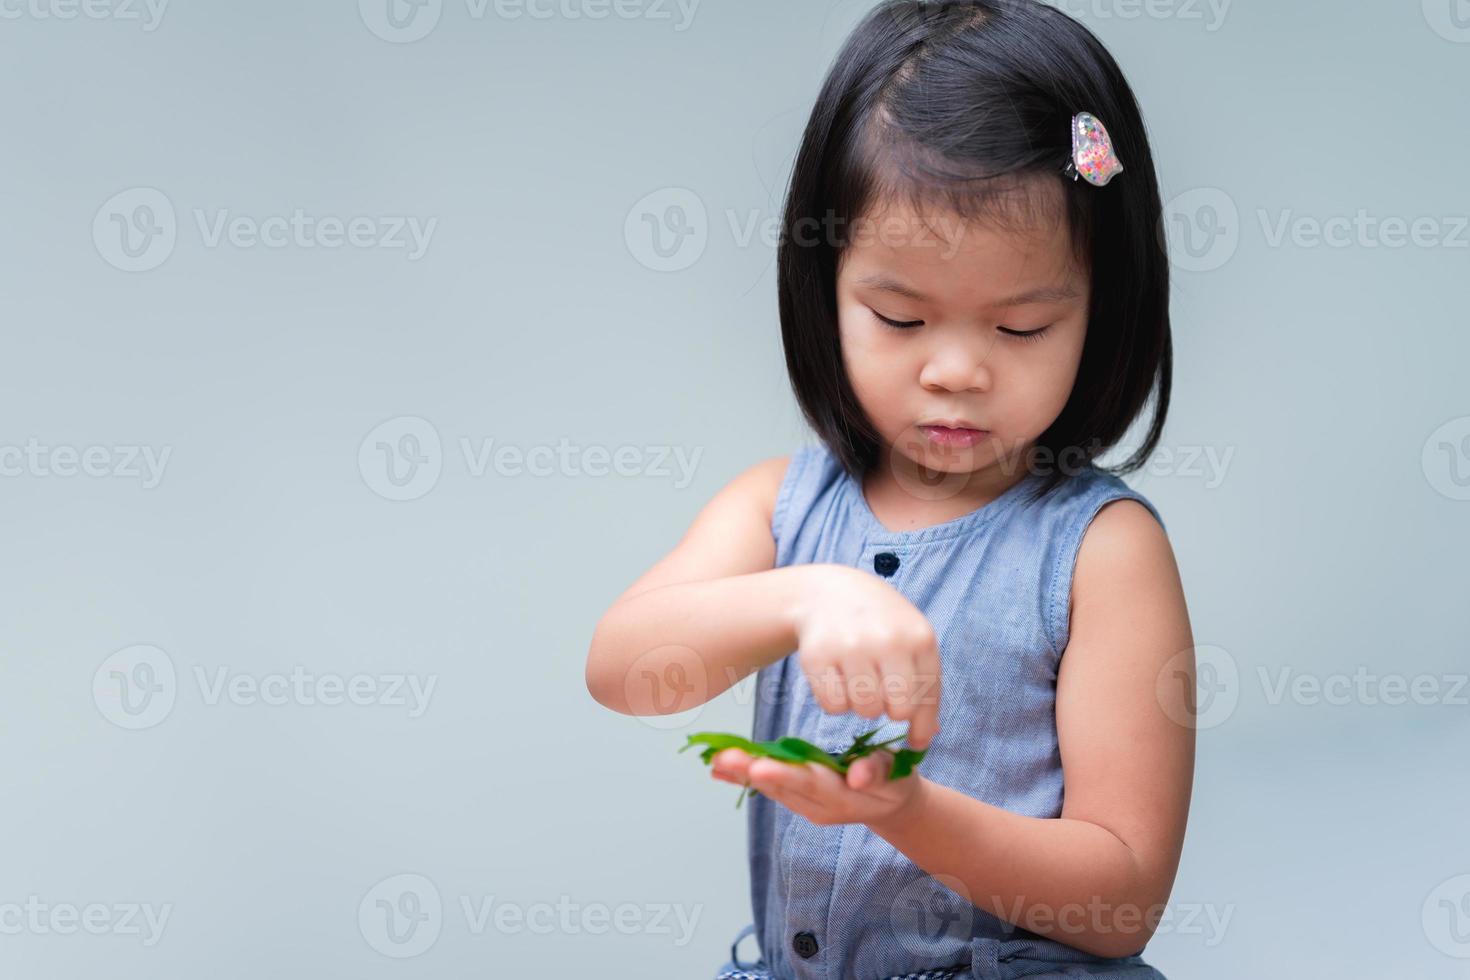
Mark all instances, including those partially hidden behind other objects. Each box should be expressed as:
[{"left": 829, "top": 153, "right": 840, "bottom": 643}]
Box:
[{"left": 871, "top": 311, "right": 1053, "bottom": 343}]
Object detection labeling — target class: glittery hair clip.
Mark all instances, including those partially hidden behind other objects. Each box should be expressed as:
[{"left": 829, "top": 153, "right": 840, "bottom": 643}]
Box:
[{"left": 1063, "top": 111, "right": 1124, "bottom": 187}]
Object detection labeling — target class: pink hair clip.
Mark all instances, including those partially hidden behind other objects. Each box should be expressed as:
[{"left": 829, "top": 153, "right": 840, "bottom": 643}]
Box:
[{"left": 1063, "top": 111, "right": 1124, "bottom": 187}]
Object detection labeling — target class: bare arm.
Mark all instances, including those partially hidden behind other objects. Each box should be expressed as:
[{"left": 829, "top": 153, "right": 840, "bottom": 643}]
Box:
[
  {"left": 863, "top": 498, "right": 1196, "bottom": 957},
  {"left": 586, "top": 454, "right": 808, "bottom": 715}
]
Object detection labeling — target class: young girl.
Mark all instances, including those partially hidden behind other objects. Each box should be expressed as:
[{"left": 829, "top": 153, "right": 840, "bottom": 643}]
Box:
[{"left": 586, "top": 2, "right": 1194, "bottom": 977}]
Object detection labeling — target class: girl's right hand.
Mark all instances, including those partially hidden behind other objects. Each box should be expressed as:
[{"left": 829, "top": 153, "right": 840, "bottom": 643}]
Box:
[{"left": 787, "top": 565, "right": 942, "bottom": 750}]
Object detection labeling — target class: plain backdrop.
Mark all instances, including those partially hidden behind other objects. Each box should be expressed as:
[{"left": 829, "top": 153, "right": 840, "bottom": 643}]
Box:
[{"left": 1, "top": 1, "right": 1467, "bottom": 977}]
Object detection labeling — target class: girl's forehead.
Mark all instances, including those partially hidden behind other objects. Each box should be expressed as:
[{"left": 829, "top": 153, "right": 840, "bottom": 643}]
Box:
[
  {"left": 854, "top": 183, "right": 1067, "bottom": 255},
  {"left": 839, "top": 197, "right": 1085, "bottom": 305}
]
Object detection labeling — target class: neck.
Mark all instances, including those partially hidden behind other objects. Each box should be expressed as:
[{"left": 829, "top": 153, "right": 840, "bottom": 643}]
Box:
[{"left": 872, "top": 443, "right": 1037, "bottom": 509}]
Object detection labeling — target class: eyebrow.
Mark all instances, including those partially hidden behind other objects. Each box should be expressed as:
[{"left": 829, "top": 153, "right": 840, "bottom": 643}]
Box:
[{"left": 853, "top": 273, "right": 1082, "bottom": 307}]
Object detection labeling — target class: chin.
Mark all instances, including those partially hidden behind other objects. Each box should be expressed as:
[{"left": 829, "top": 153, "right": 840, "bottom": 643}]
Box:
[{"left": 892, "top": 441, "right": 992, "bottom": 474}]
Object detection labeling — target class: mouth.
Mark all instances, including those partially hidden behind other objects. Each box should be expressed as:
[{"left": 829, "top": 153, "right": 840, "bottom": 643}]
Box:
[
  {"left": 917, "top": 422, "right": 989, "bottom": 448},
  {"left": 919, "top": 418, "right": 984, "bottom": 432}
]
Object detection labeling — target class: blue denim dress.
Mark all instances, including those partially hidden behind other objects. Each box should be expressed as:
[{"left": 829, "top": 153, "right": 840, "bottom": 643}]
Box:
[{"left": 711, "top": 441, "right": 1170, "bottom": 980}]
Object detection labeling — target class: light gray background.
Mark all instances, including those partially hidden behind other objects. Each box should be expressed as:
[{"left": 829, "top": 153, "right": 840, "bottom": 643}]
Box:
[{"left": 1, "top": 0, "right": 1467, "bottom": 977}]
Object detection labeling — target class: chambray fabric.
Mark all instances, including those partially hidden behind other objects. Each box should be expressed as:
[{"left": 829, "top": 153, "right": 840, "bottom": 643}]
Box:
[{"left": 712, "top": 440, "right": 1170, "bottom": 980}]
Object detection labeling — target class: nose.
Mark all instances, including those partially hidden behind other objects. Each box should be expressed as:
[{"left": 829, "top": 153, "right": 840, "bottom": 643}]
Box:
[{"left": 918, "top": 333, "right": 995, "bottom": 393}]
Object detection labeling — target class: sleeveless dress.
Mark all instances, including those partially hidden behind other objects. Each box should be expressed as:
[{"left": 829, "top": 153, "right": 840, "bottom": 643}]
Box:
[{"left": 711, "top": 440, "right": 1171, "bottom": 980}]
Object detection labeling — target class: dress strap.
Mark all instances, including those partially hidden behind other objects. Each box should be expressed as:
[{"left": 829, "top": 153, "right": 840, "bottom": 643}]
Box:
[{"left": 729, "top": 922, "right": 760, "bottom": 970}]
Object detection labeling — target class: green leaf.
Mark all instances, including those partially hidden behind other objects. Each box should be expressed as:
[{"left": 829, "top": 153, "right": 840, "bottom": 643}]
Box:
[
  {"left": 888, "top": 747, "right": 927, "bottom": 779},
  {"left": 761, "top": 737, "right": 846, "bottom": 772},
  {"left": 682, "top": 727, "right": 930, "bottom": 803},
  {"left": 682, "top": 732, "right": 762, "bottom": 755}
]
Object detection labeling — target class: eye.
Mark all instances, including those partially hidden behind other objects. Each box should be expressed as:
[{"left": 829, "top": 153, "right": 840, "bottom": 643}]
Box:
[
  {"left": 871, "top": 310, "right": 923, "bottom": 330},
  {"left": 999, "top": 325, "right": 1053, "bottom": 343}
]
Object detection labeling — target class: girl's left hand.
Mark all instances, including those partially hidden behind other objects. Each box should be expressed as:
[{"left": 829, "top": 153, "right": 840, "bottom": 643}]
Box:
[{"left": 710, "top": 747, "right": 926, "bottom": 828}]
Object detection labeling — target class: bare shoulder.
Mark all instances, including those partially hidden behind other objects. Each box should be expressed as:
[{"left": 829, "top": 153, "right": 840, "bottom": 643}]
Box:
[
  {"left": 1069, "top": 496, "right": 1185, "bottom": 641},
  {"left": 701, "top": 451, "right": 793, "bottom": 531},
  {"left": 1075, "top": 499, "right": 1178, "bottom": 597},
  {"left": 741, "top": 452, "right": 793, "bottom": 525},
  {"left": 609, "top": 452, "right": 792, "bottom": 606},
  {"left": 707, "top": 451, "right": 793, "bottom": 553}
]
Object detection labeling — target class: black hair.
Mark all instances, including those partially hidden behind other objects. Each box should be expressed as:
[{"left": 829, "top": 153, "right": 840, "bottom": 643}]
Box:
[{"left": 777, "top": 0, "right": 1171, "bottom": 503}]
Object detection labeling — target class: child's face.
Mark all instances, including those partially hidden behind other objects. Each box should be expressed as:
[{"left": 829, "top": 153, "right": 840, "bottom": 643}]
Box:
[{"left": 834, "top": 186, "right": 1090, "bottom": 487}]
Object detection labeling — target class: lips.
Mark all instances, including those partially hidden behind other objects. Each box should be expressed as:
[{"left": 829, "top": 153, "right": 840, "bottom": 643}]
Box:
[
  {"left": 918, "top": 419, "right": 985, "bottom": 432},
  {"left": 917, "top": 423, "right": 989, "bottom": 449}
]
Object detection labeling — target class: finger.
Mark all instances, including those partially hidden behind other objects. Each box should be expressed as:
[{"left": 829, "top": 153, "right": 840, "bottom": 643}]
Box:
[
  {"left": 908, "top": 662, "right": 942, "bottom": 750},
  {"left": 749, "top": 759, "right": 826, "bottom": 809},
  {"left": 876, "top": 652, "right": 918, "bottom": 724},
  {"left": 753, "top": 757, "right": 820, "bottom": 797},
  {"left": 848, "top": 751, "right": 895, "bottom": 791},
  {"left": 845, "top": 663, "right": 883, "bottom": 718},
  {"left": 801, "top": 760, "right": 850, "bottom": 798},
  {"left": 713, "top": 747, "right": 750, "bottom": 768},
  {"left": 810, "top": 660, "right": 850, "bottom": 714},
  {"left": 711, "top": 748, "right": 753, "bottom": 782}
]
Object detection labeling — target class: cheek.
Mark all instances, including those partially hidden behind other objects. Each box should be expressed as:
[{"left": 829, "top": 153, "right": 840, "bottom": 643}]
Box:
[
  {"left": 1053, "top": 325, "right": 1088, "bottom": 394},
  {"left": 1021, "top": 329, "right": 1086, "bottom": 415},
  {"left": 837, "top": 320, "right": 913, "bottom": 435},
  {"left": 837, "top": 310, "right": 892, "bottom": 388}
]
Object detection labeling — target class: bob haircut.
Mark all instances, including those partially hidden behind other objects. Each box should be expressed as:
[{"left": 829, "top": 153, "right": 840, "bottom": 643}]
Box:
[{"left": 777, "top": 0, "right": 1171, "bottom": 503}]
